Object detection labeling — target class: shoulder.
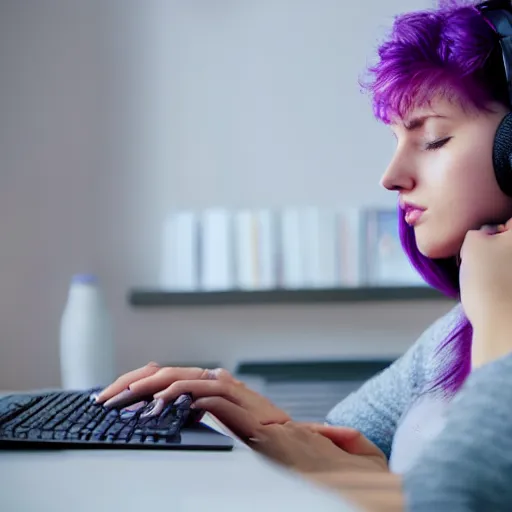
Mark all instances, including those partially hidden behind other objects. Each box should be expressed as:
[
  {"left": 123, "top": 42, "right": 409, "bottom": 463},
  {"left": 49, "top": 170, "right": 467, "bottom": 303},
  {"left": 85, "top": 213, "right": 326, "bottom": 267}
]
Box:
[
  {"left": 413, "top": 303, "right": 464, "bottom": 356},
  {"left": 410, "top": 302, "right": 465, "bottom": 392}
]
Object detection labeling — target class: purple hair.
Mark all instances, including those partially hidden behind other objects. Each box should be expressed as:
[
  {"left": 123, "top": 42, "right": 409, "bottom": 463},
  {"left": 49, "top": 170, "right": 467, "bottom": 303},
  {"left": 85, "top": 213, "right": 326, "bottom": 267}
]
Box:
[{"left": 364, "top": 0, "right": 509, "bottom": 394}]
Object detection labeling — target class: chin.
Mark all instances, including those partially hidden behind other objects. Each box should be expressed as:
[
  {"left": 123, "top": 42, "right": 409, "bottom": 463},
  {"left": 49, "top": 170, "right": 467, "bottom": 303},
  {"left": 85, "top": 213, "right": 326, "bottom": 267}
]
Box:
[{"left": 414, "top": 230, "right": 462, "bottom": 260}]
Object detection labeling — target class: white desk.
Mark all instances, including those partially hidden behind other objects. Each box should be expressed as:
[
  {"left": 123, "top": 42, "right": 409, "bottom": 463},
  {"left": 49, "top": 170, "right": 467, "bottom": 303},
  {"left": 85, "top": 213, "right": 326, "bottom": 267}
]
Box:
[{"left": 0, "top": 393, "right": 357, "bottom": 512}]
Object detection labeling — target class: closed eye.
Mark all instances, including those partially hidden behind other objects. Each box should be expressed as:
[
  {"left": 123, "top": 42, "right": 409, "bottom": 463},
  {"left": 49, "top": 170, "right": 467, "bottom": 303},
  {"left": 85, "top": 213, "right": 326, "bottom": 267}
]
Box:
[{"left": 425, "top": 136, "right": 452, "bottom": 151}]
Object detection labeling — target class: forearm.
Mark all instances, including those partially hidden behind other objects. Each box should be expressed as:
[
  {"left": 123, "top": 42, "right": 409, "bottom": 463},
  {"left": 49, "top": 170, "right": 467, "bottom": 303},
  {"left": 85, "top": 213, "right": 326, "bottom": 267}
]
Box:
[{"left": 303, "top": 471, "right": 404, "bottom": 512}]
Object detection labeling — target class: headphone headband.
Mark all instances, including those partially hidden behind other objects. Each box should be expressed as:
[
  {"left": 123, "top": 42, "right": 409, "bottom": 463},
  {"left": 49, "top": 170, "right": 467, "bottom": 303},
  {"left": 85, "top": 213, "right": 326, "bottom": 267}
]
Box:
[
  {"left": 477, "top": 1, "right": 512, "bottom": 197},
  {"left": 477, "top": 1, "right": 512, "bottom": 104}
]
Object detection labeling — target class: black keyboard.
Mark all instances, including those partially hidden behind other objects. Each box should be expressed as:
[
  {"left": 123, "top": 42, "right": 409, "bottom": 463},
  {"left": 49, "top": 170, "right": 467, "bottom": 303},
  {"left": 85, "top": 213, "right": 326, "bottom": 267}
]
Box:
[{"left": 0, "top": 389, "right": 201, "bottom": 448}]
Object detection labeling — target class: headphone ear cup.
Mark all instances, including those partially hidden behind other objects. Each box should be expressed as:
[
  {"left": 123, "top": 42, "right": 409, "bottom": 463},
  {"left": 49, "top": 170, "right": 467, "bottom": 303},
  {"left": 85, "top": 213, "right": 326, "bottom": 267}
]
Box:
[{"left": 493, "top": 111, "right": 512, "bottom": 197}]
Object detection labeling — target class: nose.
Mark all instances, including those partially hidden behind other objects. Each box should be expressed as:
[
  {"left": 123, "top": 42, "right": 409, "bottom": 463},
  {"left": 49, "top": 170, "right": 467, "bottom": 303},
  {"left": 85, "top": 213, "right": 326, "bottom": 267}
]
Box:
[{"left": 380, "top": 156, "right": 416, "bottom": 192}]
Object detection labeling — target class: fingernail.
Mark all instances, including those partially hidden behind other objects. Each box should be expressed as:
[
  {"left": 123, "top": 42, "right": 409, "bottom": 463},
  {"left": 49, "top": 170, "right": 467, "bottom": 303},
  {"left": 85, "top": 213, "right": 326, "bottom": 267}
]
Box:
[
  {"left": 205, "top": 368, "right": 221, "bottom": 380},
  {"left": 120, "top": 400, "right": 148, "bottom": 419},
  {"left": 140, "top": 398, "right": 165, "bottom": 418},
  {"left": 123, "top": 400, "right": 147, "bottom": 412},
  {"left": 480, "top": 224, "right": 501, "bottom": 235},
  {"left": 94, "top": 390, "right": 107, "bottom": 403},
  {"left": 89, "top": 392, "right": 100, "bottom": 403},
  {"left": 103, "top": 389, "right": 136, "bottom": 409},
  {"left": 173, "top": 394, "right": 191, "bottom": 408}
]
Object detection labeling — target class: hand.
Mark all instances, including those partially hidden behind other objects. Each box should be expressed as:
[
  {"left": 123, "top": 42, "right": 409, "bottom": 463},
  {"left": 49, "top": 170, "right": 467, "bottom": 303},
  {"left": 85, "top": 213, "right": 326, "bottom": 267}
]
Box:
[
  {"left": 460, "top": 220, "right": 512, "bottom": 366},
  {"left": 252, "top": 423, "right": 388, "bottom": 474},
  {"left": 94, "top": 362, "right": 291, "bottom": 434},
  {"left": 308, "top": 424, "right": 388, "bottom": 468},
  {"left": 195, "top": 396, "right": 388, "bottom": 474}
]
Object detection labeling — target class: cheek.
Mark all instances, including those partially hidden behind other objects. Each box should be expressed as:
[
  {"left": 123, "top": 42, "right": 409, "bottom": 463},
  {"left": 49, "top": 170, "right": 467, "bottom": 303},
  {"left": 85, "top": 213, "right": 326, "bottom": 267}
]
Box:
[
  {"left": 415, "top": 151, "right": 499, "bottom": 258},
  {"left": 414, "top": 115, "right": 512, "bottom": 258},
  {"left": 437, "top": 140, "right": 503, "bottom": 218},
  {"left": 453, "top": 150, "right": 511, "bottom": 223}
]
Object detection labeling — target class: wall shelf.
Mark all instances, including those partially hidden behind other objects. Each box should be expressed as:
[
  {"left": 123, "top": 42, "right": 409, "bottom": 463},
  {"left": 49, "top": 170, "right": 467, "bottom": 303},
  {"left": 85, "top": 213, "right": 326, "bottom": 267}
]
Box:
[{"left": 128, "top": 286, "right": 450, "bottom": 307}]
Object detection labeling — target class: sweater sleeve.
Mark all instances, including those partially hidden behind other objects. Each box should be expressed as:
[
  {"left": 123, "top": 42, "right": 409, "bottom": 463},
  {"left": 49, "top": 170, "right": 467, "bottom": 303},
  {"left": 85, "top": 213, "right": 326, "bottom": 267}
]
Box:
[
  {"left": 403, "top": 353, "right": 512, "bottom": 511},
  {"left": 325, "top": 305, "right": 461, "bottom": 460}
]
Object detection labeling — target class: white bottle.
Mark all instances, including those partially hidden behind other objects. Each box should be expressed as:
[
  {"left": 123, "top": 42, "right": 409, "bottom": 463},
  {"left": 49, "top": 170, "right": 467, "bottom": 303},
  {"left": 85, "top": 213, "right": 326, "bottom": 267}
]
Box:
[{"left": 60, "top": 274, "right": 115, "bottom": 390}]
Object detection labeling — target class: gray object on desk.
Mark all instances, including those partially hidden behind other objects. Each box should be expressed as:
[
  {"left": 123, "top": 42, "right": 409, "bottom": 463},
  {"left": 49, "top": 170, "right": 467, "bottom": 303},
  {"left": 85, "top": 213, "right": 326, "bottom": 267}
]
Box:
[
  {"left": 0, "top": 390, "right": 358, "bottom": 512},
  {"left": 236, "top": 359, "right": 393, "bottom": 423}
]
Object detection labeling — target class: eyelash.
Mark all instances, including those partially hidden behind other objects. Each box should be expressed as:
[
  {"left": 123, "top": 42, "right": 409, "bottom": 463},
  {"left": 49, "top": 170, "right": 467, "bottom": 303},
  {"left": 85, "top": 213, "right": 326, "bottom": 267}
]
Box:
[{"left": 425, "top": 137, "right": 452, "bottom": 151}]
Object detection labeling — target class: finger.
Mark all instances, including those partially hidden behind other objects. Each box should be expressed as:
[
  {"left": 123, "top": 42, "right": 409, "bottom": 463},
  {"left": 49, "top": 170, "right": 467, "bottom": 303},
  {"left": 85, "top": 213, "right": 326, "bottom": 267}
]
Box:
[
  {"left": 103, "top": 367, "right": 237, "bottom": 410},
  {"left": 207, "top": 368, "right": 239, "bottom": 383},
  {"left": 153, "top": 379, "right": 242, "bottom": 405},
  {"left": 462, "top": 224, "right": 512, "bottom": 263},
  {"left": 95, "top": 362, "right": 160, "bottom": 403},
  {"left": 314, "top": 426, "right": 383, "bottom": 457},
  {"left": 301, "top": 422, "right": 360, "bottom": 441},
  {"left": 480, "top": 224, "right": 502, "bottom": 235},
  {"left": 128, "top": 366, "right": 211, "bottom": 395},
  {"left": 493, "top": 221, "right": 512, "bottom": 239},
  {"left": 298, "top": 423, "right": 361, "bottom": 451},
  {"left": 192, "top": 396, "right": 264, "bottom": 442}
]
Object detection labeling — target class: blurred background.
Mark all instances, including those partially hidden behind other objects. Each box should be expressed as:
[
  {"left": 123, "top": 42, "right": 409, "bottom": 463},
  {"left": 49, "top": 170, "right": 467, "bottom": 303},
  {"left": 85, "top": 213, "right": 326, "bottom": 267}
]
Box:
[{"left": 0, "top": 0, "right": 454, "bottom": 419}]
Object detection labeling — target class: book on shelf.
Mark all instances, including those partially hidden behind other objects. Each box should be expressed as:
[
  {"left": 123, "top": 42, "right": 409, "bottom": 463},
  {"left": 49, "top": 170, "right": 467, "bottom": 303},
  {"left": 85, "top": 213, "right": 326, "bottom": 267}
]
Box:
[
  {"left": 157, "top": 205, "right": 426, "bottom": 294},
  {"left": 200, "top": 208, "right": 234, "bottom": 291},
  {"left": 159, "top": 210, "right": 199, "bottom": 291},
  {"left": 234, "top": 209, "right": 277, "bottom": 290}
]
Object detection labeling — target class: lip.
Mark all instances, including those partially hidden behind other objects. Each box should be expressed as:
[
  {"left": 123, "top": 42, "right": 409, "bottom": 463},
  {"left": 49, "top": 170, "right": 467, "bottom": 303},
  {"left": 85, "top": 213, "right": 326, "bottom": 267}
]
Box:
[{"left": 399, "top": 198, "right": 426, "bottom": 226}]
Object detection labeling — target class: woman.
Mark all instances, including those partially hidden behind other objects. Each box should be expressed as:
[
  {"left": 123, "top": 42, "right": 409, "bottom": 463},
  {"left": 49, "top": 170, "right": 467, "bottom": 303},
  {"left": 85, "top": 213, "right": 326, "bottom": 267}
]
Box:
[{"left": 96, "top": 0, "right": 512, "bottom": 509}]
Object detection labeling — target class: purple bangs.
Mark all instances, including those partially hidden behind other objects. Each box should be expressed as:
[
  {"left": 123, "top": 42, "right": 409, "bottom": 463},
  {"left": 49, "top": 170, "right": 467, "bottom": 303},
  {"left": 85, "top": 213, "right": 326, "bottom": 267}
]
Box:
[
  {"left": 365, "top": 2, "right": 502, "bottom": 124},
  {"left": 364, "top": 1, "right": 507, "bottom": 394}
]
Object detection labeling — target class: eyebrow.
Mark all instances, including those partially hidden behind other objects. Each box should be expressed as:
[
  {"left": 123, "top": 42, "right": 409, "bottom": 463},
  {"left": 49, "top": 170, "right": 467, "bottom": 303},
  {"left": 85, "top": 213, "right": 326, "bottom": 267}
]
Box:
[{"left": 403, "top": 114, "right": 447, "bottom": 131}]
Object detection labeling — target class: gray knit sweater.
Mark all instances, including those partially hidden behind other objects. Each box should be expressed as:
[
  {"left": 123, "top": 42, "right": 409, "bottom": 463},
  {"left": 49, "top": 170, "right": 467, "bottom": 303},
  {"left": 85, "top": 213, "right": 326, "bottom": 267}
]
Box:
[{"left": 325, "top": 304, "right": 512, "bottom": 511}]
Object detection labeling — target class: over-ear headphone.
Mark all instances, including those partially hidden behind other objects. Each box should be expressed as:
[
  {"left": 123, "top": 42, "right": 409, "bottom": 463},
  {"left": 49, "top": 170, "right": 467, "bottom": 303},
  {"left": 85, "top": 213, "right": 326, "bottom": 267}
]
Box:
[{"left": 477, "top": 0, "right": 512, "bottom": 196}]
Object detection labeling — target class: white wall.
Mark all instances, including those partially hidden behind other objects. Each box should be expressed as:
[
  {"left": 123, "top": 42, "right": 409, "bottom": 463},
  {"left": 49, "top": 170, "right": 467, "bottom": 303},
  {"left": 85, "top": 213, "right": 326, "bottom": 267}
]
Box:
[{"left": 0, "top": 0, "right": 454, "bottom": 391}]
